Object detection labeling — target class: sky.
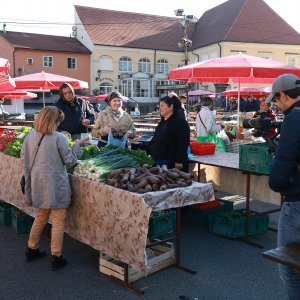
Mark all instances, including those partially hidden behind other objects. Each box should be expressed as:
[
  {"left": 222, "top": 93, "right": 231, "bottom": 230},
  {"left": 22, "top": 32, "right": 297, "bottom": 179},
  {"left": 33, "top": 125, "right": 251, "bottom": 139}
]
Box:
[{"left": 0, "top": 0, "right": 299, "bottom": 37}]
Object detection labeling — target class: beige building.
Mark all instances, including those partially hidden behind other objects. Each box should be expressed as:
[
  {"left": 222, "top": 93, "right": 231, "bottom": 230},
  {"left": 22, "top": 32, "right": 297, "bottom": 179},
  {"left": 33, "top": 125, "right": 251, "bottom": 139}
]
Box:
[{"left": 74, "top": 0, "right": 300, "bottom": 104}]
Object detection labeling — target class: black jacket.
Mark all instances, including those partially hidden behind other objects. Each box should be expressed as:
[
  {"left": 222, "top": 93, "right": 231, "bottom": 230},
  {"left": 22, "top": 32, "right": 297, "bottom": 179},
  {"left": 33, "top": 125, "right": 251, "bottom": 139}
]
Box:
[
  {"left": 268, "top": 101, "right": 300, "bottom": 202},
  {"left": 151, "top": 113, "right": 190, "bottom": 172},
  {"left": 55, "top": 97, "right": 95, "bottom": 135}
]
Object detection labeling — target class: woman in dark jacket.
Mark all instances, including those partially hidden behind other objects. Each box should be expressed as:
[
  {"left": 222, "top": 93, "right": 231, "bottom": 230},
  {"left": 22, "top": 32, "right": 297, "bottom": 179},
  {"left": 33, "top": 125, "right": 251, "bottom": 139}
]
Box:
[{"left": 151, "top": 95, "right": 190, "bottom": 172}]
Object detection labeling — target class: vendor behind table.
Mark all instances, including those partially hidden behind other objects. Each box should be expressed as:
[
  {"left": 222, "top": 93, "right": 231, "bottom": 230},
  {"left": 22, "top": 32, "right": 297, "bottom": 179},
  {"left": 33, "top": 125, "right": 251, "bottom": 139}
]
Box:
[
  {"left": 150, "top": 95, "right": 190, "bottom": 172},
  {"left": 54, "top": 83, "right": 95, "bottom": 141},
  {"left": 91, "top": 91, "right": 135, "bottom": 148}
]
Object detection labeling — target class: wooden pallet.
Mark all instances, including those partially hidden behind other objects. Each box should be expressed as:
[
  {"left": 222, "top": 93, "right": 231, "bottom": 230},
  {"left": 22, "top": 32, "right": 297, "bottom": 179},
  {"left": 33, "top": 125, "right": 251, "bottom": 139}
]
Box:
[{"left": 99, "top": 243, "right": 175, "bottom": 283}]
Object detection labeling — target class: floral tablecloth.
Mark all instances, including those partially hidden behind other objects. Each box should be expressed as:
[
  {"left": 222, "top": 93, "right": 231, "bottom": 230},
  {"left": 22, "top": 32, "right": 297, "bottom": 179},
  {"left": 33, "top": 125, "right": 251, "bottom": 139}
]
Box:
[{"left": 0, "top": 153, "right": 214, "bottom": 271}]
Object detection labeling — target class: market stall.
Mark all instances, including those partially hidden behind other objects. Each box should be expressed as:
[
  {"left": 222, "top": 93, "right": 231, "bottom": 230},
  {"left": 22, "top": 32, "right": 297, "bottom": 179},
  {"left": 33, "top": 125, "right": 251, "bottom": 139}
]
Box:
[{"left": 0, "top": 151, "right": 214, "bottom": 272}]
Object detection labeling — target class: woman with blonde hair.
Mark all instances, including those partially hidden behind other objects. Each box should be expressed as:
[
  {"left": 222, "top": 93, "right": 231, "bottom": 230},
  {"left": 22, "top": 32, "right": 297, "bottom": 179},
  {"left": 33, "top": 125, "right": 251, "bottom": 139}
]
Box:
[{"left": 21, "top": 106, "right": 88, "bottom": 271}]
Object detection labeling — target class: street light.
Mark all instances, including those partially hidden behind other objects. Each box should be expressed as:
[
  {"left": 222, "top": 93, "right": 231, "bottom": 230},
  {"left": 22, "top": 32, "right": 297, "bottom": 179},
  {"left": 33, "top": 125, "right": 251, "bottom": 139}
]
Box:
[{"left": 175, "top": 9, "right": 193, "bottom": 113}]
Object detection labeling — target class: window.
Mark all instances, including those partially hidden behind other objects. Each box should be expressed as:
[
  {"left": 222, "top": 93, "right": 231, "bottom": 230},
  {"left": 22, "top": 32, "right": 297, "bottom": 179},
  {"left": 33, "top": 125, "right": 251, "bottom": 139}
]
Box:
[
  {"left": 121, "top": 79, "right": 132, "bottom": 97},
  {"left": 99, "top": 82, "right": 113, "bottom": 94},
  {"left": 100, "top": 56, "right": 113, "bottom": 71},
  {"left": 119, "top": 57, "right": 132, "bottom": 72},
  {"left": 230, "top": 50, "right": 246, "bottom": 54},
  {"left": 43, "top": 56, "right": 53, "bottom": 67},
  {"left": 67, "top": 57, "right": 76, "bottom": 69},
  {"left": 27, "top": 58, "right": 33, "bottom": 65},
  {"left": 133, "top": 79, "right": 149, "bottom": 97},
  {"left": 258, "top": 51, "right": 272, "bottom": 60},
  {"left": 286, "top": 54, "right": 298, "bottom": 67},
  {"left": 138, "top": 58, "right": 151, "bottom": 73},
  {"left": 156, "top": 59, "right": 169, "bottom": 73}
]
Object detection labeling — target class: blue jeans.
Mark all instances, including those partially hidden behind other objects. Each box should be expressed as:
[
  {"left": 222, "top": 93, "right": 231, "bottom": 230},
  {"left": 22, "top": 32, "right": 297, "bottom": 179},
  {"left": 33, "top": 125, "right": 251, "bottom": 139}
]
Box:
[{"left": 278, "top": 201, "right": 300, "bottom": 299}]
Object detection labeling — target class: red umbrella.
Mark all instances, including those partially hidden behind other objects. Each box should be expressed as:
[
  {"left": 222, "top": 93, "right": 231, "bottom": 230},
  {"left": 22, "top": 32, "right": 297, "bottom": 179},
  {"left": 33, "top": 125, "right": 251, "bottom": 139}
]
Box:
[
  {"left": 220, "top": 87, "right": 269, "bottom": 98},
  {"left": 169, "top": 54, "right": 300, "bottom": 124},
  {"left": 0, "top": 58, "right": 10, "bottom": 72},
  {"left": 0, "top": 57, "right": 15, "bottom": 92},
  {"left": 14, "top": 71, "right": 88, "bottom": 107},
  {"left": 0, "top": 89, "right": 37, "bottom": 99},
  {"left": 185, "top": 89, "right": 215, "bottom": 96},
  {"left": 169, "top": 54, "right": 300, "bottom": 82}
]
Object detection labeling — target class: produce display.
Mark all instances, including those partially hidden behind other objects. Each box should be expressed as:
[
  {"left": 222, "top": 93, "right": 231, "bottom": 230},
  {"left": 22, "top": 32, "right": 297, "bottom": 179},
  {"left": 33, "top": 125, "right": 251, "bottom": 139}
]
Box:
[
  {"left": 0, "top": 127, "right": 31, "bottom": 157},
  {"left": 0, "top": 128, "right": 194, "bottom": 194},
  {"left": 73, "top": 145, "right": 153, "bottom": 181},
  {"left": 104, "top": 165, "right": 193, "bottom": 193}
]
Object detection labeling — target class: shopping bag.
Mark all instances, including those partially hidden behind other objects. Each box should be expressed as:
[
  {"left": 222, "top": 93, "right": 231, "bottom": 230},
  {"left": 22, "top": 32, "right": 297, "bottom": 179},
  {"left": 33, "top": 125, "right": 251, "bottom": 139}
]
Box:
[
  {"left": 107, "top": 130, "right": 127, "bottom": 148},
  {"left": 197, "top": 132, "right": 227, "bottom": 152}
]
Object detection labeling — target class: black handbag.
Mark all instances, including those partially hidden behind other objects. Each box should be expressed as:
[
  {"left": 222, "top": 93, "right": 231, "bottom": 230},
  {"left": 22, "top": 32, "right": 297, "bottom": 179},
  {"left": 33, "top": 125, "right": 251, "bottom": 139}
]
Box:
[{"left": 21, "top": 134, "right": 45, "bottom": 195}]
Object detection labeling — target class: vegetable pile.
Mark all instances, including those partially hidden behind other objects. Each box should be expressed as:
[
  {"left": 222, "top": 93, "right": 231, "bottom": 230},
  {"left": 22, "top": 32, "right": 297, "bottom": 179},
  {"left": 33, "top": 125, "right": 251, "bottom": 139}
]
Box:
[
  {"left": 0, "top": 127, "right": 31, "bottom": 157},
  {"left": 73, "top": 145, "right": 154, "bottom": 182},
  {"left": 105, "top": 165, "right": 194, "bottom": 193}
]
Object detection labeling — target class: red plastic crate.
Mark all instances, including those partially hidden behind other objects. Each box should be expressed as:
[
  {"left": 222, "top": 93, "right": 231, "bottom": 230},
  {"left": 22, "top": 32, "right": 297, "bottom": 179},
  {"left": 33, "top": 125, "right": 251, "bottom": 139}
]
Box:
[{"left": 190, "top": 142, "right": 216, "bottom": 155}]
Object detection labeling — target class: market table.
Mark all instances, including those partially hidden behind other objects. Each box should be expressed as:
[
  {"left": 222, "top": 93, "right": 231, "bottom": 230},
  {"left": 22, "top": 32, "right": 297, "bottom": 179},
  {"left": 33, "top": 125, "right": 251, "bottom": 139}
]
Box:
[
  {"left": 0, "top": 152, "right": 214, "bottom": 293},
  {"left": 189, "top": 152, "right": 282, "bottom": 248}
]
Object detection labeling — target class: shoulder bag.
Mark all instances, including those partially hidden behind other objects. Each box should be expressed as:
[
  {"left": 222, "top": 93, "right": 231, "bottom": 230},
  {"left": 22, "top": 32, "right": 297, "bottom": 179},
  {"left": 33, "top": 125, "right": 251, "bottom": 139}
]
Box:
[{"left": 21, "top": 134, "right": 45, "bottom": 195}]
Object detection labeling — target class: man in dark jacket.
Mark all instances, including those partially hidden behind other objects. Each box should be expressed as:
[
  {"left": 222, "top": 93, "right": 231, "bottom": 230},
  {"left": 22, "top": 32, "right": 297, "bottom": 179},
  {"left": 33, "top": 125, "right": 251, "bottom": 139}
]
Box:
[
  {"left": 245, "top": 94, "right": 260, "bottom": 112},
  {"left": 55, "top": 83, "right": 95, "bottom": 140},
  {"left": 266, "top": 73, "right": 300, "bottom": 299},
  {"left": 178, "top": 94, "right": 187, "bottom": 120}
]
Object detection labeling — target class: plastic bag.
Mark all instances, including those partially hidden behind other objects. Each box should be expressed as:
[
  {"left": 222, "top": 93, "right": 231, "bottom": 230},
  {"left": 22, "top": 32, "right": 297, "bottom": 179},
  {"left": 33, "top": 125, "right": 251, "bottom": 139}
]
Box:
[
  {"left": 217, "top": 129, "right": 230, "bottom": 145},
  {"left": 107, "top": 130, "right": 127, "bottom": 148},
  {"left": 197, "top": 131, "right": 227, "bottom": 152}
]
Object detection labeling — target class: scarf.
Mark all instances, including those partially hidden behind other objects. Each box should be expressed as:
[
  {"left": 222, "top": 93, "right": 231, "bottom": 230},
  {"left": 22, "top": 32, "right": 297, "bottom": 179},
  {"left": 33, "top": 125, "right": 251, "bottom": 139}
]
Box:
[{"left": 107, "top": 106, "right": 123, "bottom": 119}]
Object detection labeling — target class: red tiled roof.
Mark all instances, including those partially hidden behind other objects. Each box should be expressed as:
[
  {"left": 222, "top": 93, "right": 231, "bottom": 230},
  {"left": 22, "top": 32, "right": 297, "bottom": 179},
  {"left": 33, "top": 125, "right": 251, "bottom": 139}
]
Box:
[
  {"left": 75, "top": 5, "right": 195, "bottom": 52},
  {"left": 192, "top": 0, "right": 300, "bottom": 49},
  {"left": 0, "top": 31, "right": 91, "bottom": 54},
  {"left": 76, "top": 0, "right": 300, "bottom": 52}
]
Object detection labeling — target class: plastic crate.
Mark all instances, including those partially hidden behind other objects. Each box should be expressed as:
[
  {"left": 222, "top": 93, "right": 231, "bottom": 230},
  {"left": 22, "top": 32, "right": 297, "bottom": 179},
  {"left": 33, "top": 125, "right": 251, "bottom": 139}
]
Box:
[
  {"left": 182, "top": 199, "right": 233, "bottom": 227},
  {"left": 148, "top": 210, "right": 176, "bottom": 239},
  {"left": 11, "top": 208, "right": 34, "bottom": 234},
  {"left": 209, "top": 209, "right": 269, "bottom": 239},
  {"left": 239, "top": 143, "right": 273, "bottom": 174},
  {"left": 190, "top": 142, "right": 216, "bottom": 155},
  {"left": 0, "top": 202, "right": 12, "bottom": 226},
  {"left": 226, "top": 140, "right": 252, "bottom": 153}
]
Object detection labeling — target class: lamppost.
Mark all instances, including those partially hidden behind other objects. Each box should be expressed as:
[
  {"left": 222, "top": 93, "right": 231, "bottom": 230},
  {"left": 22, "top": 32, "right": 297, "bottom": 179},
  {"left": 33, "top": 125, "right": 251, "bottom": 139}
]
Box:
[{"left": 174, "top": 9, "right": 193, "bottom": 113}]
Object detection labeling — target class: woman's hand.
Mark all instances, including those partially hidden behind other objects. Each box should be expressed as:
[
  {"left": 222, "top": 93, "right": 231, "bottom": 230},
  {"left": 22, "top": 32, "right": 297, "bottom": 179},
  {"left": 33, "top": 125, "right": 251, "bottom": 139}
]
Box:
[
  {"left": 75, "top": 136, "right": 90, "bottom": 145},
  {"left": 105, "top": 124, "right": 112, "bottom": 134},
  {"left": 175, "top": 163, "right": 183, "bottom": 170},
  {"left": 82, "top": 119, "right": 90, "bottom": 126},
  {"left": 126, "top": 130, "right": 133, "bottom": 137}
]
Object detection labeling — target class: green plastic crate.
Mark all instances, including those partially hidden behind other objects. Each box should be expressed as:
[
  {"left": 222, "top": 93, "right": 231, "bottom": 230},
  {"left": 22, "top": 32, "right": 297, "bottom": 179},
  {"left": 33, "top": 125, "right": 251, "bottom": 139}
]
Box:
[
  {"left": 239, "top": 143, "right": 273, "bottom": 174},
  {"left": 209, "top": 209, "right": 269, "bottom": 239},
  {"left": 182, "top": 199, "right": 233, "bottom": 227},
  {"left": 11, "top": 208, "right": 34, "bottom": 234},
  {"left": 0, "top": 202, "right": 12, "bottom": 226},
  {"left": 148, "top": 210, "right": 176, "bottom": 239}
]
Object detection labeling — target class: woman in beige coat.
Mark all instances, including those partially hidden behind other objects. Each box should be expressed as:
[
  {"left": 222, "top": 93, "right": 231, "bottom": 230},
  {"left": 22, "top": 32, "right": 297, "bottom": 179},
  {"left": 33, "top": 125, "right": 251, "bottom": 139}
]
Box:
[
  {"left": 92, "top": 91, "right": 135, "bottom": 148},
  {"left": 21, "top": 106, "right": 88, "bottom": 271}
]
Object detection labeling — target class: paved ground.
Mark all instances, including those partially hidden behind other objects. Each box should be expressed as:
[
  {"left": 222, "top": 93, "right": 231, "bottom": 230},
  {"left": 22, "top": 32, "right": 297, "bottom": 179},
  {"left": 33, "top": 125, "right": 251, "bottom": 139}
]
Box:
[{"left": 0, "top": 196, "right": 287, "bottom": 300}]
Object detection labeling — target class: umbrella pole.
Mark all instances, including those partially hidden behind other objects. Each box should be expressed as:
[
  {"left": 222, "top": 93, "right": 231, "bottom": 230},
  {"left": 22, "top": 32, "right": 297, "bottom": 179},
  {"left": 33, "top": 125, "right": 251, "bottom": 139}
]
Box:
[
  {"left": 185, "top": 82, "right": 189, "bottom": 114},
  {"left": 237, "top": 78, "right": 241, "bottom": 128},
  {"left": 42, "top": 89, "right": 45, "bottom": 108},
  {"left": 0, "top": 99, "right": 5, "bottom": 122}
]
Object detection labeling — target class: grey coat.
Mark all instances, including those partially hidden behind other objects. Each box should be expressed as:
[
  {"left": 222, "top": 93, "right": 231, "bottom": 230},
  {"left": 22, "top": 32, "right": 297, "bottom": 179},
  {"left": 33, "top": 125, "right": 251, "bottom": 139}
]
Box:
[{"left": 21, "top": 130, "right": 83, "bottom": 209}]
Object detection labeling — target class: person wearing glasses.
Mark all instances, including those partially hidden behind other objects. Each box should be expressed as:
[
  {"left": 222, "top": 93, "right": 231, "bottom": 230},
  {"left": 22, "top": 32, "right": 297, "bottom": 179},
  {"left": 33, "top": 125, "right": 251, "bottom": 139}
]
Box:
[
  {"left": 92, "top": 91, "right": 135, "bottom": 148},
  {"left": 55, "top": 83, "right": 95, "bottom": 140},
  {"left": 266, "top": 73, "right": 300, "bottom": 299},
  {"left": 21, "top": 106, "right": 88, "bottom": 271}
]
